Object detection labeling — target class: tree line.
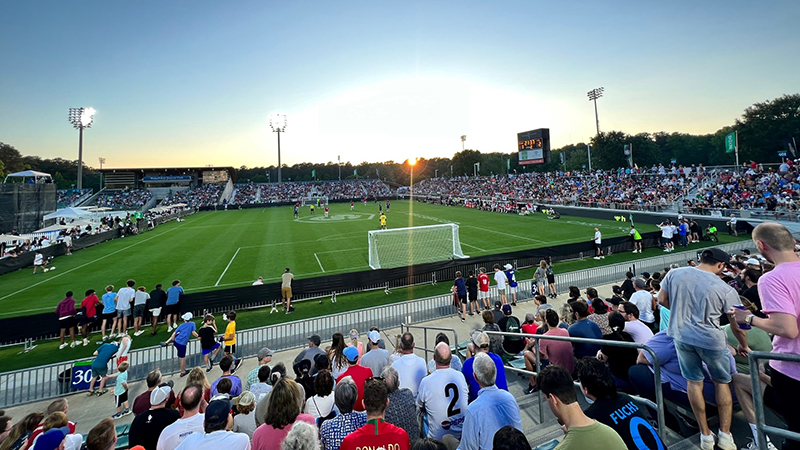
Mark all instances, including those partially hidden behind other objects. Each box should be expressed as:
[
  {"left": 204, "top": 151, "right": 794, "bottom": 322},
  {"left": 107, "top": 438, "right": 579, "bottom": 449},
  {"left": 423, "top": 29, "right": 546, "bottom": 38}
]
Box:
[{"left": 2, "top": 94, "right": 798, "bottom": 189}]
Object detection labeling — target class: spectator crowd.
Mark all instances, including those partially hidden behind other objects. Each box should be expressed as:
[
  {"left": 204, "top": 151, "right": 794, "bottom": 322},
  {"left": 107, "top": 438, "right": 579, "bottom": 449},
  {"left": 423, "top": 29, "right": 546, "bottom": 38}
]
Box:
[{"left": 94, "top": 190, "right": 153, "bottom": 211}]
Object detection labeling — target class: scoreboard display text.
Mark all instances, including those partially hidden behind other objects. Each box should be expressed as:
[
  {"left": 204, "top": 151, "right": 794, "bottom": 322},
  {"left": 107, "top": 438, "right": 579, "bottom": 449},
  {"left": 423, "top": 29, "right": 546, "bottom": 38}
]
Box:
[{"left": 517, "top": 128, "right": 551, "bottom": 165}]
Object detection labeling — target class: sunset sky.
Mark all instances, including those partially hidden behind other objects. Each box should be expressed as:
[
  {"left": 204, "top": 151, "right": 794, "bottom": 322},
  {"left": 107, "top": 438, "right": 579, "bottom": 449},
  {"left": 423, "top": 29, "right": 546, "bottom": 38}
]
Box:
[{"left": 1, "top": 1, "right": 798, "bottom": 169}]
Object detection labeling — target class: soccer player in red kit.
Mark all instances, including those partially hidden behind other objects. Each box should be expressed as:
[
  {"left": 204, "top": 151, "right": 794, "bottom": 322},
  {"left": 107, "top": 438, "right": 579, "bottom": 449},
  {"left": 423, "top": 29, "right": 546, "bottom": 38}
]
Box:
[
  {"left": 324, "top": 205, "right": 329, "bottom": 218},
  {"left": 478, "top": 267, "right": 491, "bottom": 311}
]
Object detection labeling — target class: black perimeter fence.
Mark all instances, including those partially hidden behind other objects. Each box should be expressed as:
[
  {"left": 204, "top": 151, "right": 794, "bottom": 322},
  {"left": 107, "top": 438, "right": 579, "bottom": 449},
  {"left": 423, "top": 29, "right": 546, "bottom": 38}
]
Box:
[{"left": 0, "top": 200, "right": 752, "bottom": 345}]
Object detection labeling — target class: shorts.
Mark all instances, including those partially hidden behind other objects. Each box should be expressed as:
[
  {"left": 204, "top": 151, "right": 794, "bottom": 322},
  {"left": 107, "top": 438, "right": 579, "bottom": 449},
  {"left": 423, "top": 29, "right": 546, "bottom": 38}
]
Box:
[
  {"left": 509, "top": 286, "right": 517, "bottom": 294},
  {"left": 116, "top": 391, "right": 128, "bottom": 407},
  {"left": 202, "top": 342, "right": 221, "bottom": 355},
  {"left": 165, "top": 304, "right": 179, "bottom": 316},
  {"left": 133, "top": 304, "right": 146, "bottom": 318},
  {"left": 546, "top": 274, "right": 555, "bottom": 284},
  {"left": 468, "top": 291, "right": 477, "bottom": 302},
  {"left": 150, "top": 307, "right": 162, "bottom": 318},
  {"left": 497, "top": 288, "right": 506, "bottom": 296},
  {"left": 282, "top": 287, "right": 292, "bottom": 299},
  {"left": 662, "top": 237, "right": 672, "bottom": 245},
  {"left": 59, "top": 317, "right": 75, "bottom": 329},
  {"left": 458, "top": 294, "right": 467, "bottom": 304},
  {"left": 674, "top": 341, "right": 732, "bottom": 383},
  {"left": 479, "top": 291, "right": 489, "bottom": 299},
  {"left": 224, "top": 344, "right": 236, "bottom": 355},
  {"left": 92, "top": 365, "right": 108, "bottom": 378},
  {"left": 79, "top": 315, "right": 98, "bottom": 326},
  {"left": 595, "top": 243, "right": 602, "bottom": 249},
  {"left": 101, "top": 311, "right": 116, "bottom": 321},
  {"left": 175, "top": 343, "right": 187, "bottom": 358},
  {"left": 116, "top": 309, "right": 130, "bottom": 318}
]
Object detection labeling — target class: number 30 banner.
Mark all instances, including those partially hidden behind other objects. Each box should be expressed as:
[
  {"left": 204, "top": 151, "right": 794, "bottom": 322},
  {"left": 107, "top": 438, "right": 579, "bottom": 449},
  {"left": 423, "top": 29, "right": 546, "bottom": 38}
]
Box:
[{"left": 71, "top": 361, "right": 94, "bottom": 390}]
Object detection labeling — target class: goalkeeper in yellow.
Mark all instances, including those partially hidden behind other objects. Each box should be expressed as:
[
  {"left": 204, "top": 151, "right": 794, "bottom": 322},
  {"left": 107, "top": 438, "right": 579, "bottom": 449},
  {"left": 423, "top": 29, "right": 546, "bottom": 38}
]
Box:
[{"left": 379, "top": 212, "right": 387, "bottom": 230}]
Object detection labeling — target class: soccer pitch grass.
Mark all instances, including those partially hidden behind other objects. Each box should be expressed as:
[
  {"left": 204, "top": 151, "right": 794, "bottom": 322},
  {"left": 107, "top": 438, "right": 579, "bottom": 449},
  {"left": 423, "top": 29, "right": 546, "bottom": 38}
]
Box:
[{"left": 0, "top": 200, "right": 638, "bottom": 318}]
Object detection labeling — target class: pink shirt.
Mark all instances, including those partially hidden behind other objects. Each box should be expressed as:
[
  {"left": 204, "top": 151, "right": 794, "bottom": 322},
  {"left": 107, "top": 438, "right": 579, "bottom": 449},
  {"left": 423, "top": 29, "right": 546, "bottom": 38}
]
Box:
[
  {"left": 539, "top": 328, "right": 575, "bottom": 374},
  {"left": 251, "top": 414, "right": 316, "bottom": 450},
  {"left": 759, "top": 260, "right": 800, "bottom": 380}
]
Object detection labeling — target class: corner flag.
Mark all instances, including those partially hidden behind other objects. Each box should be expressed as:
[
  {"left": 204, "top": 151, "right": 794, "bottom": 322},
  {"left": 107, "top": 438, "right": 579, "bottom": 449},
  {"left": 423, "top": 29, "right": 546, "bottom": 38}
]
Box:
[{"left": 629, "top": 214, "right": 634, "bottom": 226}]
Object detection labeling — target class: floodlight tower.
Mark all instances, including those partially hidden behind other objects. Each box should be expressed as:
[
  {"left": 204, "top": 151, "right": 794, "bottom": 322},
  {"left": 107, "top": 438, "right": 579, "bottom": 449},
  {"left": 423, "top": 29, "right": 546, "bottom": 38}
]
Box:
[
  {"left": 269, "top": 113, "right": 287, "bottom": 182},
  {"left": 586, "top": 87, "right": 604, "bottom": 136},
  {"left": 461, "top": 135, "right": 466, "bottom": 152},
  {"left": 68, "top": 107, "right": 96, "bottom": 190}
]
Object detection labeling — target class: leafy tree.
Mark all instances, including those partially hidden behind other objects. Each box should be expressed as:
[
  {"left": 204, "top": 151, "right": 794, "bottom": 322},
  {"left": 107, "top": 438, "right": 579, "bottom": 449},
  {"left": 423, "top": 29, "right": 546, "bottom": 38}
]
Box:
[
  {"left": 735, "top": 94, "right": 800, "bottom": 164},
  {"left": 0, "top": 142, "right": 28, "bottom": 174}
]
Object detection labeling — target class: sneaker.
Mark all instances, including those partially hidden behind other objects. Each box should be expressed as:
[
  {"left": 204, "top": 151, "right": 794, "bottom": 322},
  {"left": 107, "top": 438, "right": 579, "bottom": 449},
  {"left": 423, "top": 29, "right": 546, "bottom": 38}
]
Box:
[
  {"left": 59, "top": 343, "right": 68, "bottom": 350},
  {"left": 83, "top": 339, "right": 89, "bottom": 346},
  {"left": 134, "top": 330, "right": 145, "bottom": 337},
  {"left": 741, "top": 439, "right": 778, "bottom": 450},
  {"left": 102, "top": 335, "right": 110, "bottom": 341},
  {"left": 121, "top": 409, "right": 132, "bottom": 417},
  {"left": 461, "top": 317, "right": 466, "bottom": 323},
  {"left": 233, "top": 358, "right": 243, "bottom": 372},
  {"left": 70, "top": 341, "right": 77, "bottom": 348},
  {"left": 699, "top": 433, "right": 715, "bottom": 450},
  {"left": 593, "top": 256, "right": 600, "bottom": 260},
  {"left": 179, "top": 371, "right": 189, "bottom": 377},
  {"left": 111, "top": 413, "right": 122, "bottom": 419},
  {"left": 632, "top": 250, "right": 638, "bottom": 253},
  {"left": 717, "top": 431, "right": 736, "bottom": 450},
  {"left": 600, "top": 256, "right": 605, "bottom": 259},
  {"left": 524, "top": 384, "right": 540, "bottom": 395}
]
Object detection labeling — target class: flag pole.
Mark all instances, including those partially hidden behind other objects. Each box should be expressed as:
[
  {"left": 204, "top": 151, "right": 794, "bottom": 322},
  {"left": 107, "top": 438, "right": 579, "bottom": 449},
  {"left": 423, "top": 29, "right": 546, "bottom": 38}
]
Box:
[{"left": 735, "top": 131, "right": 740, "bottom": 169}]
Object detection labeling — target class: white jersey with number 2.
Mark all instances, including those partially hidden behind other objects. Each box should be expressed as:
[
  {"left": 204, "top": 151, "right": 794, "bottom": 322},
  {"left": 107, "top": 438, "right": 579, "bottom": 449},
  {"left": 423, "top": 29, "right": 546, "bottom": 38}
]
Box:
[{"left": 416, "top": 367, "right": 469, "bottom": 440}]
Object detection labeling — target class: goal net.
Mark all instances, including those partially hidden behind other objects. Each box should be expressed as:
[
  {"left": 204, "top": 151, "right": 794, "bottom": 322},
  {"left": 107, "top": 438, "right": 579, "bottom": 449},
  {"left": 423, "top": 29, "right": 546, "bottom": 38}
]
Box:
[
  {"left": 300, "top": 196, "right": 329, "bottom": 207},
  {"left": 368, "top": 224, "right": 468, "bottom": 270}
]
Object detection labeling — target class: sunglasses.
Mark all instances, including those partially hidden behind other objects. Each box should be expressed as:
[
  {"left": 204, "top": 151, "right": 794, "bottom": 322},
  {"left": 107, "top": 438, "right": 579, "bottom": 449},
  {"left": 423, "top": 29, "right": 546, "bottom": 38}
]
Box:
[{"left": 366, "top": 376, "right": 385, "bottom": 383}]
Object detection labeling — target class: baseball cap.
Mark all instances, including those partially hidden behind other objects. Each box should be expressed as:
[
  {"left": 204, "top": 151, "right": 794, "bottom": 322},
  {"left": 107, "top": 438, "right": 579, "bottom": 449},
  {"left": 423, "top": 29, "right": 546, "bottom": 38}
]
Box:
[
  {"left": 474, "top": 332, "right": 490, "bottom": 349},
  {"left": 181, "top": 312, "right": 193, "bottom": 321},
  {"left": 633, "top": 277, "right": 647, "bottom": 289},
  {"left": 314, "top": 353, "right": 329, "bottom": 371},
  {"left": 204, "top": 398, "right": 232, "bottom": 429},
  {"left": 367, "top": 330, "right": 381, "bottom": 343},
  {"left": 702, "top": 248, "right": 731, "bottom": 263},
  {"left": 150, "top": 383, "right": 173, "bottom": 405},
  {"left": 349, "top": 330, "right": 359, "bottom": 340},
  {"left": 257, "top": 347, "right": 275, "bottom": 359},
  {"left": 524, "top": 312, "right": 535, "bottom": 322},
  {"left": 502, "top": 304, "right": 512, "bottom": 315},
  {"left": 308, "top": 335, "right": 321, "bottom": 346},
  {"left": 729, "top": 261, "right": 746, "bottom": 270},
  {"left": 504, "top": 263, "right": 513, "bottom": 269},
  {"left": 343, "top": 346, "right": 359, "bottom": 363},
  {"left": 236, "top": 391, "right": 255, "bottom": 408},
  {"left": 641, "top": 272, "right": 650, "bottom": 278},
  {"left": 745, "top": 258, "right": 761, "bottom": 266},
  {"left": 494, "top": 301, "right": 502, "bottom": 310},
  {"left": 33, "top": 427, "right": 70, "bottom": 450},
  {"left": 607, "top": 296, "right": 623, "bottom": 306}
]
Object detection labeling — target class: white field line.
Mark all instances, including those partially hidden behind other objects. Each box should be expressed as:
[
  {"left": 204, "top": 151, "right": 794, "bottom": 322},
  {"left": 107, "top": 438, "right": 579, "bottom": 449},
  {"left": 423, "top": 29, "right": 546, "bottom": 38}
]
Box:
[
  {"left": 187, "top": 264, "right": 369, "bottom": 292},
  {"left": 462, "top": 224, "right": 546, "bottom": 243},
  {"left": 0, "top": 224, "right": 187, "bottom": 303},
  {"left": 215, "top": 247, "right": 241, "bottom": 286},
  {"left": 462, "top": 242, "right": 487, "bottom": 252},
  {"left": 314, "top": 253, "right": 325, "bottom": 272}
]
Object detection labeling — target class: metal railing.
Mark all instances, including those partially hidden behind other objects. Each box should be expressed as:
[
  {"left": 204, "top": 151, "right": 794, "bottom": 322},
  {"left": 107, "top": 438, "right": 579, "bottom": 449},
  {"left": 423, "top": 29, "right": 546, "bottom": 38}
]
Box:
[
  {"left": 484, "top": 330, "right": 666, "bottom": 441},
  {"left": 749, "top": 350, "right": 800, "bottom": 450},
  {"left": 400, "top": 325, "right": 460, "bottom": 363}
]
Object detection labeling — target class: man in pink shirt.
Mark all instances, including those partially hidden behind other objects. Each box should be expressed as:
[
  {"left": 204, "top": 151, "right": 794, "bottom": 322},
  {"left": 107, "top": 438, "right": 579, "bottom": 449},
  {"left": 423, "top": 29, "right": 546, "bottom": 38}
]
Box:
[
  {"left": 732, "top": 222, "right": 800, "bottom": 449},
  {"left": 524, "top": 309, "right": 575, "bottom": 395}
]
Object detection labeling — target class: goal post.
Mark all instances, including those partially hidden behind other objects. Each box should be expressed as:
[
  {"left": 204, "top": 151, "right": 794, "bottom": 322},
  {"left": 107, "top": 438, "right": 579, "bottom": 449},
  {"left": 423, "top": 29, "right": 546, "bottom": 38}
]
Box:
[
  {"left": 368, "top": 224, "right": 468, "bottom": 270},
  {"left": 300, "top": 196, "right": 329, "bottom": 206}
]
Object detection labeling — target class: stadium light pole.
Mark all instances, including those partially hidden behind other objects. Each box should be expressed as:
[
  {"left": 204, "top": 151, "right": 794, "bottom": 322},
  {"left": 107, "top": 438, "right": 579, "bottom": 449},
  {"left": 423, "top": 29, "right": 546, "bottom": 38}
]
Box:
[
  {"left": 338, "top": 155, "right": 341, "bottom": 181},
  {"left": 98, "top": 157, "right": 106, "bottom": 189},
  {"left": 269, "top": 113, "right": 287, "bottom": 182},
  {"left": 68, "top": 107, "right": 96, "bottom": 190},
  {"left": 586, "top": 144, "right": 592, "bottom": 171},
  {"left": 587, "top": 87, "right": 604, "bottom": 135},
  {"left": 461, "top": 135, "right": 466, "bottom": 152},
  {"left": 409, "top": 158, "right": 417, "bottom": 202}
]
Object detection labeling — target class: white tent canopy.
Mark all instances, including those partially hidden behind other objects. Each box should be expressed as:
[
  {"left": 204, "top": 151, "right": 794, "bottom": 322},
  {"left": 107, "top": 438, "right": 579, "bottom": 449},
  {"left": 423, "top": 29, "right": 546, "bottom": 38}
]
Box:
[
  {"left": 3, "top": 170, "right": 53, "bottom": 184},
  {"left": 43, "top": 207, "right": 93, "bottom": 220}
]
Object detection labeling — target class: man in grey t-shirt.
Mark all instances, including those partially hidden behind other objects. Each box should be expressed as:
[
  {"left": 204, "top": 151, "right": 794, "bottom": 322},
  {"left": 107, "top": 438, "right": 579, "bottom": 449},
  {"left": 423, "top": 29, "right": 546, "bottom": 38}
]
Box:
[
  {"left": 360, "top": 330, "right": 390, "bottom": 376},
  {"left": 658, "top": 247, "right": 748, "bottom": 450}
]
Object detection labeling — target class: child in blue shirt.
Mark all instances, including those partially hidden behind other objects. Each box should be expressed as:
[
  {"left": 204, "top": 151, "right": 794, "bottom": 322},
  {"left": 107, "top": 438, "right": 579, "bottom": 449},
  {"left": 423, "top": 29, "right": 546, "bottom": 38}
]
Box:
[
  {"left": 162, "top": 312, "right": 198, "bottom": 377},
  {"left": 109, "top": 361, "right": 131, "bottom": 418}
]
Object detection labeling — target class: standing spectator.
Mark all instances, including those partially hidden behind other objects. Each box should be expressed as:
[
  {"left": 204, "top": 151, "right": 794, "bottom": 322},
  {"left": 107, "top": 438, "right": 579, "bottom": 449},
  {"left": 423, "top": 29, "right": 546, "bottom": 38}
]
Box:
[
  {"left": 740, "top": 268, "right": 763, "bottom": 311},
  {"left": 252, "top": 378, "right": 315, "bottom": 450},
  {"left": 55, "top": 291, "right": 78, "bottom": 349},
  {"left": 546, "top": 257, "right": 557, "bottom": 299},
  {"left": 382, "top": 366, "right": 420, "bottom": 445},
  {"left": 246, "top": 348, "right": 274, "bottom": 391},
  {"left": 132, "top": 286, "right": 150, "bottom": 337},
  {"left": 417, "top": 343, "right": 469, "bottom": 441},
  {"left": 453, "top": 271, "right": 468, "bottom": 323},
  {"left": 463, "top": 331, "right": 508, "bottom": 402},
  {"left": 222, "top": 311, "right": 242, "bottom": 372},
  {"left": 79, "top": 289, "right": 101, "bottom": 346},
  {"left": 199, "top": 314, "right": 222, "bottom": 373},
  {"left": 165, "top": 280, "right": 184, "bottom": 332},
  {"left": 162, "top": 312, "right": 198, "bottom": 377},
  {"left": 87, "top": 342, "right": 118, "bottom": 396},
  {"left": 148, "top": 284, "right": 167, "bottom": 336},
  {"left": 132, "top": 370, "right": 175, "bottom": 415},
  {"left": 32, "top": 251, "right": 44, "bottom": 275},
  {"left": 319, "top": 378, "right": 366, "bottom": 450},
  {"left": 100, "top": 285, "right": 117, "bottom": 341},
  {"left": 328, "top": 333, "right": 349, "bottom": 379},
  {"left": 537, "top": 365, "right": 626, "bottom": 449},
  {"left": 339, "top": 378, "right": 410, "bottom": 450},
  {"left": 336, "top": 347, "right": 373, "bottom": 412},
  {"left": 658, "top": 247, "right": 747, "bottom": 450},
  {"left": 174, "top": 399, "right": 250, "bottom": 450},
  {"left": 593, "top": 227, "right": 604, "bottom": 259},
  {"left": 114, "top": 280, "right": 136, "bottom": 337},
  {"left": 281, "top": 268, "right": 294, "bottom": 313},
  {"left": 232, "top": 391, "right": 258, "bottom": 441},
  {"left": 618, "top": 303, "right": 654, "bottom": 345},
  {"left": 360, "top": 330, "right": 390, "bottom": 377},
  {"left": 108, "top": 362, "right": 131, "bottom": 419},
  {"left": 465, "top": 270, "right": 479, "bottom": 316},
  {"left": 128, "top": 384, "right": 180, "bottom": 450},
  {"left": 731, "top": 222, "right": 800, "bottom": 450},
  {"left": 535, "top": 260, "right": 548, "bottom": 297},
  {"left": 620, "top": 272, "right": 635, "bottom": 301},
  {"left": 455, "top": 352, "right": 522, "bottom": 450},
  {"left": 492, "top": 265, "right": 508, "bottom": 305},
  {"left": 477, "top": 267, "right": 491, "bottom": 311},
  {"left": 157, "top": 385, "right": 204, "bottom": 450},
  {"left": 629, "top": 278, "right": 656, "bottom": 331},
  {"left": 210, "top": 356, "right": 243, "bottom": 397},
  {"left": 504, "top": 263, "right": 518, "bottom": 306},
  {"left": 304, "top": 370, "right": 335, "bottom": 421},
  {"left": 567, "top": 301, "right": 602, "bottom": 360},
  {"left": 390, "top": 333, "right": 427, "bottom": 397}
]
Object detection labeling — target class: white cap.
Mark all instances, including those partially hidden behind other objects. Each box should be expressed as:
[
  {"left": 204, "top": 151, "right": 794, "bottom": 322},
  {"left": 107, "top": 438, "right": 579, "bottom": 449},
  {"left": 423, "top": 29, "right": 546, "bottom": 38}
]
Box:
[
  {"left": 504, "top": 264, "right": 513, "bottom": 269},
  {"left": 367, "top": 330, "right": 380, "bottom": 343},
  {"left": 745, "top": 258, "right": 761, "bottom": 265},
  {"left": 150, "top": 384, "right": 172, "bottom": 405},
  {"left": 181, "top": 312, "right": 193, "bottom": 321}
]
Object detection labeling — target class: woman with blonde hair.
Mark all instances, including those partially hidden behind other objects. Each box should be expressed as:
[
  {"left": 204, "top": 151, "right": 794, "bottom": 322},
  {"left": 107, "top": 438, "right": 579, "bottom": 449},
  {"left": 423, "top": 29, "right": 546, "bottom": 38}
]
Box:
[
  {"left": 175, "top": 367, "right": 211, "bottom": 414},
  {"left": 534, "top": 260, "right": 548, "bottom": 297},
  {"left": 348, "top": 329, "right": 364, "bottom": 357},
  {"left": 328, "top": 333, "right": 348, "bottom": 379}
]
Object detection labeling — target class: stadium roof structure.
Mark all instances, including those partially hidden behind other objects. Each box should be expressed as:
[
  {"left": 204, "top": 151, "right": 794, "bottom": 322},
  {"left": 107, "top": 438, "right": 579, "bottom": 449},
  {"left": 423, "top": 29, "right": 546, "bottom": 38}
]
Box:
[{"left": 97, "top": 166, "right": 237, "bottom": 183}]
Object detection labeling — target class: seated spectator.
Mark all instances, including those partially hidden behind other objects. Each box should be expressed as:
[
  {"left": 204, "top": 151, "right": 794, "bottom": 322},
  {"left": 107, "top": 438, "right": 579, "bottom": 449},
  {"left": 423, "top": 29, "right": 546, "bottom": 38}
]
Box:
[
  {"left": 427, "top": 333, "right": 463, "bottom": 374},
  {"left": 0, "top": 415, "right": 11, "bottom": 447},
  {"left": 304, "top": 370, "right": 335, "bottom": 421},
  {"left": 175, "top": 368, "right": 210, "bottom": 415},
  {"left": 491, "top": 426, "right": 531, "bottom": 450},
  {"left": 1, "top": 412, "right": 43, "bottom": 450},
  {"left": 588, "top": 298, "right": 612, "bottom": 335},
  {"left": 280, "top": 422, "right": 318, "bottom": 450},
  {"left": 246, "top": 348, "right": 274, "bottom": 391},
  {"left": 84, "top": 418, "right": 116, "bottom": 450},
  {"left": 412, "top": 438, "right": 447, "bottom": 450},
  {"left": 597, "top": 312, "right": 638, "bottom": 390},
  {"left": 319, "top": 377, "right": 367, "bottom": 450},
  {"left": 336, "top": 346, "right": 373, "bottom": 412},
  {"left": 249, "top": 365, "right": 272, "bottom": 402},
  {"left": 133, "top": 370, "right": 176, "bottom": 415},
  {"left": 129, "top": 384, "right": 180, "bottom": 450},
  {"left": 340, "top": 377, "right": 410, "bottom": 450},
  {"left": 497, "top": 305, "right": 525, "bottom": 360},
  {"left": 454, "top": 352, "right": 522, "bottom": 450},
  {"left": 480, "top": 310, "right": 503, "bottom": 357},
  {"left": 382, "top": 366, "right": 420, "bottom": 445},
  {"left": 361, "top": 330, "right": 390, "bottom": 377},
  {"left": 576, "top": 357, "right": 665, "bottom": 450},
  {"left": 252, "top": 378, "right": 315, "bottom": 450},
  {"left": 534, "top": 295, "right": 553, "bottom": 314},
  {"left": 232, "top": 391, "right": 258, "bottom": 441},
  {"left": 537, "top": 365, "right": 626, "bottom": 449},
  {"left": 211, "top": 356, "right": 243, "bottom": 397},
  {"left": 723, "top": 323, "right": 772, "bottom": 375},
  {"left": 618, "top": 303, "right": 654, "bottom": 345},
  {"left": 26, "top": 400, "right": 75, "bottom": 450},
  {"left": 525, "top": 309, "right": 574, "bottom": 394},
  {"left": 567, "top": 301, "right": 602, "bottom": 360},
  {"left": 418, "top": 343, "right": 469, "bottom": 441},
  {"left": 462, "top": 331, "right": 508, "bottom": 403},
  {"left": 174, "top": 398, "right": 250, "bottom": 450},
  {"left": 157, "top": 384, "right": 204, "bottom": 450},
  {"left": 390, "top": 333, "right": 427, "bottom": 397},
  {"left": 294, "top": 359, "right": 315, "bottom": 399},
  {"left": 293, "top": 335, "right": 325, "bottom": 367}
]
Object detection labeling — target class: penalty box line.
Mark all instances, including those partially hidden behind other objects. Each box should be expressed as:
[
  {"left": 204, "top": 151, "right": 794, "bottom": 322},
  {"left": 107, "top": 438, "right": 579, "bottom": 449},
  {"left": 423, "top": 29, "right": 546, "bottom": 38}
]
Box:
[{"left": 215, "top": 247, "right": 241, "bottom": 286}]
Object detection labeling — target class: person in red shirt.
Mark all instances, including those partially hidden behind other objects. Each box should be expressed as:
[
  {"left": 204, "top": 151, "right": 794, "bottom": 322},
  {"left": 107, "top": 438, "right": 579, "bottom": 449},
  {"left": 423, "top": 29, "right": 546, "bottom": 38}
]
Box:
[
  {"left": 336, "top": 346, "right": 373, "bottom": 412},
  {"left": 478, "top": 267, "right": 491, "bottom": 311},
  {"left": 340, "top": 377, "right": 409, "bottom": 450},
  {"left": 79, "top": 289, "right": 103, "bottom": 346}
]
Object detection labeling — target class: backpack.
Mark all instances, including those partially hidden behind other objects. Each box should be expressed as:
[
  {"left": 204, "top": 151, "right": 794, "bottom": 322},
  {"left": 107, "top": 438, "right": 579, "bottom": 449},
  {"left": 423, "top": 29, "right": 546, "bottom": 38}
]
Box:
[
  {"left": 484, "top": 324, "right": 504, "bottom": 356},
  {"left": 505, "top": 316, "right": 522, "bottom": 341}
]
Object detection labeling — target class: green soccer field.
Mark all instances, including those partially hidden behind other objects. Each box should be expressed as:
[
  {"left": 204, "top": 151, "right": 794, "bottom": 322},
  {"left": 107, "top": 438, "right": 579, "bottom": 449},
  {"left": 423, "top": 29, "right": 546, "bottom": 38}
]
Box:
[{"left": 0, "top": 200, "right": 635, "bottom": 319}]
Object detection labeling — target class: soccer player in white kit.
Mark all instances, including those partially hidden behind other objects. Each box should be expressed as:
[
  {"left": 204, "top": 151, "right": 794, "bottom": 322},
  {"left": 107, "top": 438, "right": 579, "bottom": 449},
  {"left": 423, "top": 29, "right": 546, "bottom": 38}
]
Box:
[{"left": 416, "top": 343, "right": 469, "bottom": 441}]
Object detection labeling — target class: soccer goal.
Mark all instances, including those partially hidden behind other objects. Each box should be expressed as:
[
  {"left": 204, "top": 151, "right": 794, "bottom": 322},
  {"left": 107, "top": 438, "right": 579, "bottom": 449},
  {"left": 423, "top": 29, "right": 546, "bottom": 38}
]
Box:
[
  {"left": 300, "top": 196, "right": 329, "bottom": 206},
  {"left": 368, "top": 224, "right": 468, "bottom": 270}
]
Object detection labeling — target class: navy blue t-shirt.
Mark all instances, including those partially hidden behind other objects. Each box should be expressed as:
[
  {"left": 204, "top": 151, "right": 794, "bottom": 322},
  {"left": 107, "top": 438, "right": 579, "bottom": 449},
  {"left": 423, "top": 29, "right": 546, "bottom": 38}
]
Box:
[
  {"left": 454, "top": 278, "right": 467, "bottom": 296},
  {"left": 568, "top": 319, "right": 602, "bottom": 359}
]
